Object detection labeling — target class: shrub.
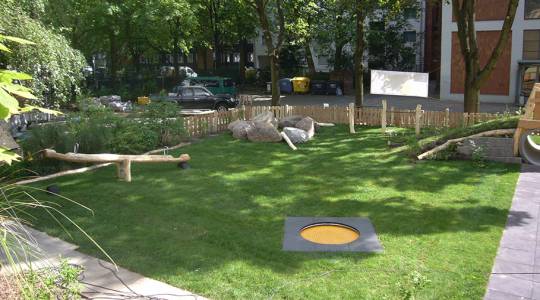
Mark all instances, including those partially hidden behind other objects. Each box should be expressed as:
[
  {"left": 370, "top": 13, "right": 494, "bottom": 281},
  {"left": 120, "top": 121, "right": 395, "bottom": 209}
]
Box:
[
  {"left": 110, "top": 122, "right": 159, "bottom": 154},
  {"left": 142, "top": 101, "right": 186, "bottom": 146}
]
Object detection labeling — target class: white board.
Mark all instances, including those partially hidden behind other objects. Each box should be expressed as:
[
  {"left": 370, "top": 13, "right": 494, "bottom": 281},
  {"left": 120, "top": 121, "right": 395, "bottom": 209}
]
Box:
[{"left": 370, "top": 70, "right": 429, "bottom": 98}]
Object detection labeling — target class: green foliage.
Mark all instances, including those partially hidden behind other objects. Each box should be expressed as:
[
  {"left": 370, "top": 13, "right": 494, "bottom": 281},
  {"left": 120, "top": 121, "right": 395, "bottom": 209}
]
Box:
[
  {"left": 21, "top": 100, "right": 185, "bottom": 174},
  {"left": 24, "top": 259, "right": 82, "bottom": 299},
  {"left": 0, "top": 0, "right": 86, "bottom": 108},
  {"left": 110, "top": 123, "right": 159, "bottom": 154},
  {"left": 366, "top": 9, "right": 418, "bottom": 71},
  {"left": 398, "top": 271, "right": 431, "bottom": 300},
  {"left": 142, "top": 101, "right": 185, "bottom": 146}
]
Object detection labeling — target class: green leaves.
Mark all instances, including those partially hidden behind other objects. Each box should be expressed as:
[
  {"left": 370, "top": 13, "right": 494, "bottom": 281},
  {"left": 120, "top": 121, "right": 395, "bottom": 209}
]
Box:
[
  {"left": 0, "top": 33, "right": 35, "bottom": 53},
  {"left": 0, "top": 147, "right": 21, "bottom": 165}
]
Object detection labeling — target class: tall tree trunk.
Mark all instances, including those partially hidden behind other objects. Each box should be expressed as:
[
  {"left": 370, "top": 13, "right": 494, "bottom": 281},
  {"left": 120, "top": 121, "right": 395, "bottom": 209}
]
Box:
[
  {"left": 452, "top": 0, "right": 518, "bottom": 113},
  {"left": 270, "top": 54, "right": 280, "bottom": 106},
  {"left": 334, "top": 42, "right": 345, "bottom": 71},
  {"left": 354, "top": 6, "right": 365, "bottom": 107},
  {"left": 305, "top": 43, "right": 316, "bottom": 76},
  {"left": 109, "top": 33, "right": 118, "bottom": 89},
  {"left": 239, "top": 39, "right": 247, "bottom": 82},
  {"left": 172, "top": 19, "right": 181, "bottom": 81}
]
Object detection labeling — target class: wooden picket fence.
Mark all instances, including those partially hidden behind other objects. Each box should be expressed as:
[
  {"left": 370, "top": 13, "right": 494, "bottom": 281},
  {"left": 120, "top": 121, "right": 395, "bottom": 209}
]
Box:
[{"left": 181, "top": 103, "right": 505, "bottom": 137}]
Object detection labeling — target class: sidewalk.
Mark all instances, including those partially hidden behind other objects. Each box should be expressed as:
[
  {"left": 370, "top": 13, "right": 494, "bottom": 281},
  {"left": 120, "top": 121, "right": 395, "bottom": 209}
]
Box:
[
  {"left": 485, "top": 165, "right": 540, "bottom": 299},
  {"left": 1, "top": 226, "right": 206, "bottom": 299}
]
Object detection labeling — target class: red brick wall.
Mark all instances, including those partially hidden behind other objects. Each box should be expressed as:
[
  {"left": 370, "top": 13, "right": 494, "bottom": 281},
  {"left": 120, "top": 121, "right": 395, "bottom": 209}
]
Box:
[
  {"left": 450, "top": 31, "right": 512, "bottom": 95},
  {"left": 453, "top": 0, "right": 510, "bottom": 21}
]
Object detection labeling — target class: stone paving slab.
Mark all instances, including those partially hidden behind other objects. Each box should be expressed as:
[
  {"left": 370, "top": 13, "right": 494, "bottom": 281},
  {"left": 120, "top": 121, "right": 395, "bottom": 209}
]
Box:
[
  {"left": 485, "top": 165, "right": 540, "bottom": 300},
  {"left": 0, "top": 226, "right": 206, "bottom": 299}
]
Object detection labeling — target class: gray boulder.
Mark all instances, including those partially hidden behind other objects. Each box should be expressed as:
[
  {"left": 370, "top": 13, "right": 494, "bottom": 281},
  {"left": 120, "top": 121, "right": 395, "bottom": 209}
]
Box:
[
  {"left": 229, "top": 120, "right": 255, "bottom": 140},
  {"left": 252, "top": 111, "right": 278, "bottom": 128},
  {"left": 295, "top": 117, "right": 315, "bottom": 139},
  {"left": 228, "top": 119, "right": 243, "bottom": 131},
  {"left": 283, "top": 127, "right": 310, "bottom": 144},
  {"left": 279, "top": 115, "right": 304, "bottom": 128},
  {"left": 247, "top": 122, "right": 282, "bottom": 142}
]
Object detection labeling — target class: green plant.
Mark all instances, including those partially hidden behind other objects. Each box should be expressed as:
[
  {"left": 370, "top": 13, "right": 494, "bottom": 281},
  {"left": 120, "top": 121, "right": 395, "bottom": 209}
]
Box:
[
  {"left": 472, "top": 145, "right": 487, "bottom": 168},
  {"left": 142, "top": 101, "right": 185, "bottom": 146},
  {"left": 24, "top": 259, "right": 82, "bottom": 299},
  {"left": 398, "top": 271, "right": 431, "bottom": 300},
  {"left": 110, "top": 122, "right": 159, "bottom": 154}
]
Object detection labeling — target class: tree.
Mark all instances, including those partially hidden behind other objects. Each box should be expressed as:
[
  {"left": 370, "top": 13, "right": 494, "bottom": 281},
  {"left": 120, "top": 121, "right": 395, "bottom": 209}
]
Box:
[
  {"left": 353, "top": 0, "right": 414, "bottom": 107},
  {"left": 366, "top": 8, "right": 417, "bottom": 71},
  {"left": 314, "top": 0, "right": 355, "bottom": 72},
  {"left": 0, "top": 0, "right": 86, "bottom": 107},
  {"left": 451, "top": 0, "right": 519, "bottom": 113},
  {"left": 246, "top": 0, "right": 285, "bottom": 106},
  {"left": 150, "top": 0, "right": 198, "bottom": 80},
  {"left": 284, "top": 0, "right": 320, "bottom": 76}
]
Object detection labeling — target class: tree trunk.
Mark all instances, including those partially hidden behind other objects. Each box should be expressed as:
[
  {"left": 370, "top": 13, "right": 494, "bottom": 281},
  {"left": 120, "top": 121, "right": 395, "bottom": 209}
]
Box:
[
  {"left": 354, "top": 7, "right": 365, "bottom": 107},
  {"left": 270, "top": 54, "right": 280, "bottom": 106},
  {"left": 109, "top": 33, "right": 118, "bottom": 89},
  {"left": 239, "top": 39, "right": 247, "bottom": 82},
  {"left": 305, "top": 43, "right": 316, "bottom": 76},
  {"left": 464, "top": 82, "right": 480, "bottom": 113},
  {"left": 334, "top": 42, "right": 345, "bottom": 71}
]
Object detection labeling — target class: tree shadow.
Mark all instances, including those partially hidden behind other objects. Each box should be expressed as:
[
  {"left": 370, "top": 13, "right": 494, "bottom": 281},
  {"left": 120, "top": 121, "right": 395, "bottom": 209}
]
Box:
[{"left": 24, "top": 126, "right": 521, "bottom": 296}]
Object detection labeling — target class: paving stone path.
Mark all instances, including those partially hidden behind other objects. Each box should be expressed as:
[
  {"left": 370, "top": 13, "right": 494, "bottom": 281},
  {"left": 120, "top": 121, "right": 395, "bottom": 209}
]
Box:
[
  {"left": 1, "top": 226, "right": 206, "bottom": 300},
  {"left": 485, "top": 165, "right": 540, "bottom": 300}
]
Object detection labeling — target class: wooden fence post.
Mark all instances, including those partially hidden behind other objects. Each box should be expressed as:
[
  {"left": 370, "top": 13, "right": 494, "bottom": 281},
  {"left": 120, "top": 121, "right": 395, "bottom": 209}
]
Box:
[
  {"left": 445, "top": 108, "right": 450, "bottom": 128},
  {"left": 381, "top": 100, "right": 387, "bottom": 133},
  {"left": 463, "top": 113, "right": 468, "bottom": 127},
  {"left": 415, "top": 104, "right": 422, "bottom": 136},
  {"left": 349, "top": 103, "right": 356, "bottom": 134},
  {"left": 390, "top": 106, "right": 395, "bottom": 125}
]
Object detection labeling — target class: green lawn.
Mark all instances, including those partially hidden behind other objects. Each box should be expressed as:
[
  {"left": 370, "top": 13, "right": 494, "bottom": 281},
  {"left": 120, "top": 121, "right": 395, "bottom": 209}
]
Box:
[{"left": 28, "top": 126, "right": 519, "bottom": 299}]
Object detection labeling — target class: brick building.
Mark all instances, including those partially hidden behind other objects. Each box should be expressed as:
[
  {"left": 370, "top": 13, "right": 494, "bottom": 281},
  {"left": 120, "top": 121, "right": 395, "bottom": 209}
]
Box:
[{"left": 440, "top": 0, "right": 540, "bottom": 105}]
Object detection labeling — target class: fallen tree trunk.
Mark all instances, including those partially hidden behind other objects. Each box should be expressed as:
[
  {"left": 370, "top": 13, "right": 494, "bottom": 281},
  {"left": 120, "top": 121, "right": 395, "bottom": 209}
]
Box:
[{"left": 417, "top": 129, "right": 516, "bottom": 161}]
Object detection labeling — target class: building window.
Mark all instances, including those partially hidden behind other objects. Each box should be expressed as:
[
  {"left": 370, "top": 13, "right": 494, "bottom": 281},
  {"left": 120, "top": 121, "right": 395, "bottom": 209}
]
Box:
[
  {"left": 403, "top": 31, "right": 417, "bottom": 43},
  {"left": 525, "top": 0, "right": 540, "bottom": 19},
  {"left": 404, "top": 7, "right": 417, "bottom": 19},
  {"left": 524, "top": 30, "right": 540, "bottom": 60}
]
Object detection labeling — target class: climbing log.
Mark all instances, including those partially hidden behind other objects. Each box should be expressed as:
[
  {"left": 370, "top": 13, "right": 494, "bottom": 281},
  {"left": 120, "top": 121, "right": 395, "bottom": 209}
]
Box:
[
  {"left": 43, "top": 149, "right": 190, "bottom": 182},
  {"left": 280, "top": 132, "right": 297, "bottom": 151},
  {"left": 417, "top": 129, "right": 516, "bottom": 161}
]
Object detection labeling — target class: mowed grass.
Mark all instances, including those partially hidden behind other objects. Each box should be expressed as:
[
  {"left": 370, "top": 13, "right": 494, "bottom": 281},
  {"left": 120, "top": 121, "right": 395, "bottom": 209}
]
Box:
[{"left": 27, "top": 126, "right": 520, "bottom": 299}]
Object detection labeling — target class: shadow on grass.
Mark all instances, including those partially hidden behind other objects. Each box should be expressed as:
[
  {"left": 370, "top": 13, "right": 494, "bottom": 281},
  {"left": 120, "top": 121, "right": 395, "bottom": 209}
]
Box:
[{"left": 25, "top": 126, "right": 521, "bottom": 280}]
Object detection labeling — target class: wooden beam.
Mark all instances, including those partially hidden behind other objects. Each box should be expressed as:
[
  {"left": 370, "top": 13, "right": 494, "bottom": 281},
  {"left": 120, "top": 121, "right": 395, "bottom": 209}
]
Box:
[{"left": 44, "top": 149, "right": 190, "bottom": 164}]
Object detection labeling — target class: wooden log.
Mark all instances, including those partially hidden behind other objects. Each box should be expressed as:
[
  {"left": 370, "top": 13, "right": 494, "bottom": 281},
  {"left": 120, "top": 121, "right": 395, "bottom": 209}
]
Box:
[
  {"left": 44, "top": 149, "right": 190, "bottom": 164},
  {"left": 417, "top": 129, "right": 516, "bottom": 160},
  {"left": 280, "top": 132, "right": 297, "bottom": 150}
]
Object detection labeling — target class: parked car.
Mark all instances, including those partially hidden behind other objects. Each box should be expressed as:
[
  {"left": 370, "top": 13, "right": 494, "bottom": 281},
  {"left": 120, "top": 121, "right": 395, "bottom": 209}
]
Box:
[
  {"left": 153, "top": 86, "right": 238, "bottom": 111},
  {"left": 160, "top": 66, "right": 198, "bottom": 78},
  {"left": 184, "top": 76, "right": 237, "bottom": 96}
]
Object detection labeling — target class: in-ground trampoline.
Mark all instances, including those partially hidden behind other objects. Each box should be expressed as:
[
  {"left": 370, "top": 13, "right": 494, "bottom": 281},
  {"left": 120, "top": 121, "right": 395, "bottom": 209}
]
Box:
[{"left": 282, "top": 217, "right": 383, "bottom": 252}]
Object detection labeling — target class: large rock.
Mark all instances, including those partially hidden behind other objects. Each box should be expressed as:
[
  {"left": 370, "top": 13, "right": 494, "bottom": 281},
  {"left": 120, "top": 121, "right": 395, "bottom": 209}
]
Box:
[
  {"left": 247, "top": 122, "right": 282, "bottom": 143},
  {"left": 229, "top": 120, "right": 255, "bottom": 140},
  {"left": 283, "top": 127, "right": 310, "bottom": 144},
  {"left": 279, "top": 115, "right": 304, "bottom": 128},
  {"left": 228, "top": 120, "right": 243, "bottom": 131},
  {"left": 252, "top": 111, "right": 278, "bottom": 128},
  {"left": 295, "top": 117, "right": 315, "bottom": 139}
]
